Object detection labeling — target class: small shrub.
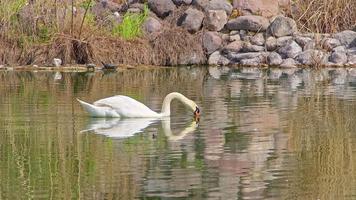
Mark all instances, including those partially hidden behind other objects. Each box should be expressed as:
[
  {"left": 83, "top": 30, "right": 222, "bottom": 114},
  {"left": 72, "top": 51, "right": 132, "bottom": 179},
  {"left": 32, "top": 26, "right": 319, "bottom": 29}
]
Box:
[{"left": 112, "top": 4, "right": 149, "bottom": 40}]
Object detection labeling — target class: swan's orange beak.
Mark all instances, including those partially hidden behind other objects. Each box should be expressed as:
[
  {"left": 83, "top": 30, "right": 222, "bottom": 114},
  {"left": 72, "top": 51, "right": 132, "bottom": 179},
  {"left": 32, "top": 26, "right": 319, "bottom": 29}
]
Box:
[{"left": 194, "top": 107, "right": 200, "bottom": 117}]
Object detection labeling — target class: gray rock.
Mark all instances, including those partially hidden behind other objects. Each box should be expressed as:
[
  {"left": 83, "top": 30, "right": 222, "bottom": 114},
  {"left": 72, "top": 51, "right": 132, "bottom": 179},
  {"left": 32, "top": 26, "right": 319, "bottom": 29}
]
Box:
[
  {"left": 347, "top": 47, "right": 356, "bottom": 56},
  {"left": 220, "top": 33, "right": 230, "bottom": 42},
  {"left": 177, "top": 8, "right": 205, "bottom": 33},
  {"left": 172, "top": 0, "right": 192, "bottom": 6},
  {"left": 229, "top": 33, "right": 241, "bottom": 42},
  {"left": 242, "top": 42, "right": 265, "bottom": 52},
  {"left": 227, "top": 52, "right": 268, "bottom": 62},
  {"left": 204, "top": 10, "right": 228, "bottom": 31},
  {"left": 240, "top": 57, "right": 264, "bottom": 66},
  {"left": 333, "top": 46, "right": 346, "bottom": 53},
  {"left": 53, "top": 58, "right": 62, "bottom": 67},
  {"left": 268, "top": 16, "right": 297, "bottom": 37},
  {"left": 148, "top": 0, "right": 176, "bottom": 18},
  {"left": 265, "top": 36, "right": 277, "bottom": 51},
  {"left": 334, "top": 30, "right": 356, "bottom": 47},
  {"left": 322, "top": 38, "right": 341, "bottom": 50},
  {"left": 143, "top": 17, "right": 162, "bottom": 34},
  {"left": 208, "top": 51, "right": 230, "bottom": 65},
  {"left": 250, "top": 33, "right": 265, "bottom": 46},
  {"left": 276, "top": 36, "right": 293, "bottom": 47},
  {"left": 278, "top": 41, "right": 302, "bottom": 58},
  {"left": 192, "top": 0, "right": 209, "bottom": 9},
  {"left": 295, "top": 36, "right": 313, "bottom": 48},
  {"left": 267, "top": 52, "right": 283, "bottom": 65},
  {"left": 295, "top": 49, "right": 328, "bottom": 65},
  {"left": 330, "top": 51, "right": 347, "bottom": 64},
  {"left": 206, "top": 0, "right": 233, "bottom": 15},
  {"left": 348, "top": 55, "right": 356, "bottom": 65},
  {"left": 226, "top": 15, "right": 270, "bottom": 32},
  {"left": 203, "top": 32, "right": 223, "bottom": 54},
  {"left": 127, "top": 8, "right": 141, "bottom": 13},
  {"left": 280, "top": 58, "right": 298, "bottom": 68},
  {"left": 222, "top": 40, "right": 243, "bottom": 54}
]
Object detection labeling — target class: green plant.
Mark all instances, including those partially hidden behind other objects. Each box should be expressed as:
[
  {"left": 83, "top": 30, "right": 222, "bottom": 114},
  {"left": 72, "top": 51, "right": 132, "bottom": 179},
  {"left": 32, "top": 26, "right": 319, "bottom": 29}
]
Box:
[{"left": 112, "top": 4, "right": 149, "bottom": 40}]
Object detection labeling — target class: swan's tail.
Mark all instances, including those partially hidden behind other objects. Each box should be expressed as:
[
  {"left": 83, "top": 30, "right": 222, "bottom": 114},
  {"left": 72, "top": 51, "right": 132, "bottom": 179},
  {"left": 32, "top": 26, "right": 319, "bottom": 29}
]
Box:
[{"left": 77, "top": 98, "right": 110, "bottom": 117}]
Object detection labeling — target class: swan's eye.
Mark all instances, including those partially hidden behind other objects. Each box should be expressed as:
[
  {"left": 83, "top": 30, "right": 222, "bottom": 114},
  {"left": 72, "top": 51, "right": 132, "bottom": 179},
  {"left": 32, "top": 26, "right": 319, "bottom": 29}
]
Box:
[{"left": 194, "top": 107, "right": 200, "bottom": 115}]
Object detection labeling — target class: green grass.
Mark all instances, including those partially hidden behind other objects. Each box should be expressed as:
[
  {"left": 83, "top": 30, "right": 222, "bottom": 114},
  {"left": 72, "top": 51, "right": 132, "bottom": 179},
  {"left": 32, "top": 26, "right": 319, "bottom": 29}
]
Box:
[{"left": 112, "top": 4, "right": 149, "bottom": 40}]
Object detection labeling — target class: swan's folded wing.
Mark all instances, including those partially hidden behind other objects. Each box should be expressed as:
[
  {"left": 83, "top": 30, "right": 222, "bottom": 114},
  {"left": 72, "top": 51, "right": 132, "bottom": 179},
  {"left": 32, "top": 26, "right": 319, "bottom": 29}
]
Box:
[{"left": 93, "top": 95, "right": 159, "bottom": 117}]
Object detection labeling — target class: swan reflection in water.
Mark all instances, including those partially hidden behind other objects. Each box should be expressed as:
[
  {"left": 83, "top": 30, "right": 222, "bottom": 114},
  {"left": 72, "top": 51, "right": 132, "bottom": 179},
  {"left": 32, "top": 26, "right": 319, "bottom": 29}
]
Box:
[{"left": 80, "top": 117, "right": 199, "bottom": 140}]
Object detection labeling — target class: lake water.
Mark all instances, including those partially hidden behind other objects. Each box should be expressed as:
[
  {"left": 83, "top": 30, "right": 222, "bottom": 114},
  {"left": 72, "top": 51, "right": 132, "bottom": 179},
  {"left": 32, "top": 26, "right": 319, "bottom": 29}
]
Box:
[{"left": 1, "top": 67, "right": 356, "bottom": 199}]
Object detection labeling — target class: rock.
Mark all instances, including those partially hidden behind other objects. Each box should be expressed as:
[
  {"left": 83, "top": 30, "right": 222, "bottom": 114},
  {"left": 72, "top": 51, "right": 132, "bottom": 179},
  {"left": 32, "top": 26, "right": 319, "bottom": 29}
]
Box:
[
  {"left": 348, "top": 55, "right": 356, "bottom": 65},
  {"left": 280, "top": 58, "right": 298, "bottom": 68},
  {"left": 268, "top": 16, "right": 297, "bottom": 37},
  {"left": 177, "top": 8, "right": 204, "bottom": 33},
  {"left": 204, "top": 10, "right": 228, "bottom": 31},
  {"left": 233, "top": 0, "right": 280, "bottom": 18},
  {"left": 295, "top": 49, "right": 328, "bottom": 65},
  {"left": 53, "top": 58, "right": 62, "bottom": 67},
  {"left": 265, "top": 36, "right": 277, "bottom": 51},
  {"left": 295, "top": 36, "right": 313, "bottom": 49},
  {"left": 208, "top": 51, "right": 230, "bottom": 65},
  {"left": 229, "top": 33, "right": 241, "bottom": 42},
  {"left": 333, "top": 46, "right": 346, "bottom": 52},
  {"left": 242, "top": 42, "right": 265, "bottom": 52},
  {"left": 240, "top": 57, "right": 264, "bottom": 66},
  {"left": 203, "top": 32, "right": 223, "bottom": 54},
  {"left": 206, "top": 0, "right": 233, "bottom": 15},
  {"left": 267, "top": 52, "right": 283, "bottom": 65},
  {"left": 143, "top": 17, "right": 162, "bottom": 34},
  {"left": 250, "top": 33, "right": 265, "bottom": 46},
  {"left": 91, "top": 0, "right": 120, "bottom": 20},
  {"left": 222, "top": 41, "right": 243, "bottom": 54},
  {"left": 226, "top": 15, "right": 270, "bottom": 32},
  {"left": 276, "top": 36, "right": 293, "bottom": 47},
  {"left": 330, "top": 51, "right": 347, "bottom": 64},
  {"left": 148, "top": 0, "right": 176, "bottom": 18},
  {"left": 334, "top": 30, "right": 356, "bottom": 47},
  {"left": 322, "top": 38, "right": 341, "bottom": 50},
  {"left": 278, "top": 41, "right": 302, "bottom": 58},
  {"left": 227, "top": 52, "right": 268, "bottom": 62},
  {"left": 127, "top": 7, "right": 141, "bottom": 13},
  {"left": 303, "top": 41, "right": 316, "bottom": 51},
  {"left": 192, "top": 0, "right": 209, "bottom": 9},
  {"left": 347, "top": 47, "right": 356, "bottom": 56},
  {"left": 172, "top": 0, "right": 192, "bottom": 6}
]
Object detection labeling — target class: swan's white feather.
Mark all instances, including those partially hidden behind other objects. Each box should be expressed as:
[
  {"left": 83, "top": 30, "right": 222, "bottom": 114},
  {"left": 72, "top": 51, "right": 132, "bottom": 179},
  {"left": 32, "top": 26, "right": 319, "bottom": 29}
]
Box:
[{"left": 93, "top": 95, "right": 160, "bottom": 118}]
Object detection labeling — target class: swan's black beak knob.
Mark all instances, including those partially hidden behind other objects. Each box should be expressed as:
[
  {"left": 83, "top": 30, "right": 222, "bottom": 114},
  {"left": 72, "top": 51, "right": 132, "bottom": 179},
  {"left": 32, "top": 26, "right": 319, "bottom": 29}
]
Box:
[{"left": 194, "top": 107, "right": 200, "bottom": 117}]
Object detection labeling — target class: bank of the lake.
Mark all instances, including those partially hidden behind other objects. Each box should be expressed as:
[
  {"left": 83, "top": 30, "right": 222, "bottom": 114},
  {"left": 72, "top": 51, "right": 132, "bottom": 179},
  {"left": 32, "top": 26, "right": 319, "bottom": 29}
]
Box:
[{"left": 0, "top": 0, "right": 355, "bottom": 68}]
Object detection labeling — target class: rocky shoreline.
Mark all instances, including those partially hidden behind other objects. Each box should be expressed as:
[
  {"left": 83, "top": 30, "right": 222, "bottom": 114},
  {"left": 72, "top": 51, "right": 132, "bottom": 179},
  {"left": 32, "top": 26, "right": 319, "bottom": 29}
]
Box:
[{"left": 1, "top": 0, "right": 355, "bottom": 68}]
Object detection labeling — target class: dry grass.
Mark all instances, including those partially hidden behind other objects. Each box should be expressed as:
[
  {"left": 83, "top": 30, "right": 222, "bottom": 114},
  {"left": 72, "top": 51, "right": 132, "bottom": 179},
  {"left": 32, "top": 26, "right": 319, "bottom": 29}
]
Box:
[{"left": 287, "top": 0, "right": 356, "bottom": 33}]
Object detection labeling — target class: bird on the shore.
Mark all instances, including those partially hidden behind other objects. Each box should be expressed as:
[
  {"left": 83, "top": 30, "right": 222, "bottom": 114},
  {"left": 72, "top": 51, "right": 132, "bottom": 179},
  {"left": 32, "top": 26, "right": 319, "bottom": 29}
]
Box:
[
  {"left": 101, "top": 61, "right": 117, "bottom": 70},
  {"left": 77, "top": 92, "right": 201, "bottom": 118}
]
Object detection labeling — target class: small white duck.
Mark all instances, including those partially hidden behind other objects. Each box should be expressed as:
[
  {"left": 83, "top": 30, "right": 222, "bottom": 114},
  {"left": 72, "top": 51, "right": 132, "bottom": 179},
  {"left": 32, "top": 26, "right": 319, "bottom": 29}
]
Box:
[{"left": 77, "top": 92, "right": 200, "bottom": 118}]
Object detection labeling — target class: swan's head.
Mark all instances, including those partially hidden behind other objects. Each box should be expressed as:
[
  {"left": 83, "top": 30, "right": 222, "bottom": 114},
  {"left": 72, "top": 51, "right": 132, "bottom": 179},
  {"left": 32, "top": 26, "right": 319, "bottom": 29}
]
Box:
[{"left": 186, "top": 100, "right": 200, "bottom": 117}]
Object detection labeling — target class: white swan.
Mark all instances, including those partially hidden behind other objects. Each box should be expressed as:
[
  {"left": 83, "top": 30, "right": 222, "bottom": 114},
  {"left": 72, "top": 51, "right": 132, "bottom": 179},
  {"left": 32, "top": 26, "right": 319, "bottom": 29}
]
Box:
[{"left": 77, "top": 92, "right": 200, "bottom": 118}]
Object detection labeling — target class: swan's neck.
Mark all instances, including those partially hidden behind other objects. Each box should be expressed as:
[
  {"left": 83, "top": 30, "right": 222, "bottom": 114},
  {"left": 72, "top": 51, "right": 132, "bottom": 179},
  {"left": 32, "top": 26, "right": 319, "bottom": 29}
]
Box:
[{"left": 161, "top": 92, "right": 193, "bottom": 116}]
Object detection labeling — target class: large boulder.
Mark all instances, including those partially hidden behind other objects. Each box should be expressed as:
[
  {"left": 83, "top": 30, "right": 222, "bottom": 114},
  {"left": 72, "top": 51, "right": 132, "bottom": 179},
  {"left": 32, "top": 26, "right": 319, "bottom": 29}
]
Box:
[
  {"left": 172, "top": 0, "right": 192, "bottom": 6},
  {"left": 268, "top": 16, "right": 297, "bottom": 37},
  {"left": 226, "top": 15, "right": 270, "bottom": 32},
  {"left": 222, "top": 41, "right": 243, "bottom": 54},
  {"left": 206, "top": 0, "right": 233, "bottom": 15},
  {"left": 330, "top": 51, "right": 347, "bottom": 65},
  {"left": 208, "top": 51, "right": 230, "bottom": 65},
  {"left": 295, "top": 49, "right": 328, "bottom": 65},
  {"left": 203, "top": 32, "right": 223, "bottom": 54},
  {"left": 204, "top": 10, "right": 228, "bottom": 31},
  {"left": 334, "top": 30, "right": 356, "bottom": 47},
  {"left": 177, "top": 8, "right": 205, "bottom": 33},
  {"left": 232, "top": 0, "right": 280, "bottom": 18},
  {"left": 267, "top": 52, "right": 283, "bottom": 65},
  {"left": 148, "top": 0, "right": 176, "bottom": 18},
  {"left": 143, "top": 17, "right": 162, "bottom": 34},
  {"left": 226, "top": 52, "right": 268, "bottom": 62},
  {"left": 278, "top": 41, "right": 302, "bottom": 58}
]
